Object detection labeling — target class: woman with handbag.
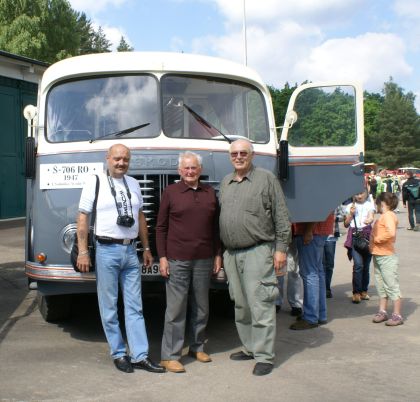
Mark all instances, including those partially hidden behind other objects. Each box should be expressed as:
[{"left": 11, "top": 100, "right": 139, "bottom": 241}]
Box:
[{"left": 343, "top": 190, "right": 375, "bottom": 303}]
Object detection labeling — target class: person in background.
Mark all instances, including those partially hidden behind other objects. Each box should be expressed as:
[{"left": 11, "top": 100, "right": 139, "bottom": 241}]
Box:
[
  {"left": 402, "top": 170, "right": 420, "bottom": 231},
  {"left": 276, "top": 237, "right": 303, "bottom": 317},
  {"left": 77, "top": 144, "right": 165, "bottom": 374},
  {"left": 343, "top": 190, "right": 375, "bottom": 303},
  {"left": 156, "top": 151, "right": 222, "bottom": 373},
  {"left": 289, "top": 213, "right": 335, "bottom": 330},
  {"left": 219, "top": 139, "right": 291, "bottom": 376},
  {"left": 323, "top": 208, "right": 341, "bottom": 298},
  {"left": 370, "top": 192, "right": 403, "bottom": 326}
]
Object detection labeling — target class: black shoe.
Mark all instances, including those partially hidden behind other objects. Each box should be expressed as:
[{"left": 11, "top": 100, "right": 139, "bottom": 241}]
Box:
[
  {"left": 230, "top": 351, "right": 254, "bottom": 361},
  {"left": 290, "top": 307, "right": 303, "bottom": 317},
  {"left": 253, "top": 362, "right": 273, "bottom": 376},
  {"left": 326, "top": 289, "right": 333, "bottom": 298},
  {"left": 318, "top": 319, "right": 328, "bottom": 325},
  {"left": 290, "top": 319, "right": 319, "bottom": 330},
  {"left": 132, "top": 357, "right": 166, "bottom": 373},
  {"left": 113, "top": 356, "right": 134, "bottom": 373}
]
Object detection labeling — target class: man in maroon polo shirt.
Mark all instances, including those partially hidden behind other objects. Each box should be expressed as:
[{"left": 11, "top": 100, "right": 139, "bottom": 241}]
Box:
[{"left": 156, "top": 151, "right": 222, "bottom": 373}]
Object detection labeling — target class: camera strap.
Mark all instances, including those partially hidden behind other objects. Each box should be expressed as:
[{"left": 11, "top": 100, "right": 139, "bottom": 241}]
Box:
[{"left": 106, "top": 170, "right": 134, "bottom": 219}]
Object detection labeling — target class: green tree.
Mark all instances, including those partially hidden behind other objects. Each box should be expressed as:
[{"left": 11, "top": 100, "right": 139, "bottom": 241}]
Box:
[
  {"left": 90, "top": 26, "right": 112, "bottom": 53},
  {"left": 76, "top": 12, "right": 96, "bottom": 55},
  {"left": 363, "top": 91, "right": 383, "bottom": 162},
  {"left": 268, "top": 83, "right": 297, "bottom": 130},
  {"left": 0, "top": 0, "right": 80, "bottom": 62},
  {"left": 117, "top": 36, "right": 133, "bottom": 52},
  {"left": 371, "top": 79, "right": 420, "bottom": 168}
]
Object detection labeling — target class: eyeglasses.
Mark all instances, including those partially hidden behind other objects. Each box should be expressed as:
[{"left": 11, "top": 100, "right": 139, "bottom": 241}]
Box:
[{"left": 230, "top": 151, "right": 249, "bottom": 158}]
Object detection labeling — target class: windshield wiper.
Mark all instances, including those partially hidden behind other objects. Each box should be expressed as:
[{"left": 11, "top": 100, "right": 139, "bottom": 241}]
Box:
[
  {"left": 182, "top": 103, "right": 232, "bottom": 144},
  {"left": 89, "top": 122, "right": 150, "bottom": 143}
]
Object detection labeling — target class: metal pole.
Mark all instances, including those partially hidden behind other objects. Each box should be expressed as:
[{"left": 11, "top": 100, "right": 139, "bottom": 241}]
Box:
[{"left": 243, "top": 0, "right": 248, "bottom": 65}]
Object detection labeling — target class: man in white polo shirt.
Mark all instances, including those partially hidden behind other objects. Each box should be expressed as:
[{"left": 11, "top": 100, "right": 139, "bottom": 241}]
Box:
[{"left": 76, "top": 144, "right": 165, "bottom": 374}]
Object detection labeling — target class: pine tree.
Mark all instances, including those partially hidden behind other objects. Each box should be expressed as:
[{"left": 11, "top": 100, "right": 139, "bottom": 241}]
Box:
[{"left": 117, "top": 36, "right": 133, "bottom": 52}]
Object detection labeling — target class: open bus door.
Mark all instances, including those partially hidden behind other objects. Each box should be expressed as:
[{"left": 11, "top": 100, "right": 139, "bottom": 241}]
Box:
[{"left": 278, "top": 82, "right": 365, "bottom": 223}]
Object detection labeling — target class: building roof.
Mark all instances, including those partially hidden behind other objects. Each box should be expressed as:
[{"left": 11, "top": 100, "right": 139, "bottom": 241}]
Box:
[{"left": 0, "top": 50, "right": 49, "bottom": 84}]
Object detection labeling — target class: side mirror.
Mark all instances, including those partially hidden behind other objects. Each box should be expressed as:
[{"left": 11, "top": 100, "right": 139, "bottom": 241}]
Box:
[{"left": 278, "top": 140, "right": 289, "bottom": 181}]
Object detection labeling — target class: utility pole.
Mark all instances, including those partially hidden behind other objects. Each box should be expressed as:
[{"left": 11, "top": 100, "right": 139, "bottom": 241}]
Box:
[{"left": 243, "top": 0, "right": 248, "bottom": 65}]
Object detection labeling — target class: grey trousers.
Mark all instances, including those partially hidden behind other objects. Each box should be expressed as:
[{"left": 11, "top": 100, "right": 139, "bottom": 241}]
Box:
[
  {"left": 223, "top": 242, "right": 279, "bottom": 364},
  {"left": 161, "top": 258, "right": 213, "bottom": 360}
]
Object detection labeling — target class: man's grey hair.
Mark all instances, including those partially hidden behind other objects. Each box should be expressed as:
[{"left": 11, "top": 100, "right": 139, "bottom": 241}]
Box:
[
  {"left": 230, "top": 139, "right": 254, "bottom": 153},
  {"left": 178, "top": 151, "right": 202, "bottom": 167}
]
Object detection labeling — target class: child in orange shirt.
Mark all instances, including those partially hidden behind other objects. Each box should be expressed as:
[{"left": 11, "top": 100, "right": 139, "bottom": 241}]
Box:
[{"left": 370, "top": 192, "right": 402, "bottom": 326}]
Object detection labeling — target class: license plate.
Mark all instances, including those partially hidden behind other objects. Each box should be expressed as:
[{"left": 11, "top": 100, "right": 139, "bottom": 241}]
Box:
[{"left": 141, "top": 263, "right": 160, "bottom": 275}]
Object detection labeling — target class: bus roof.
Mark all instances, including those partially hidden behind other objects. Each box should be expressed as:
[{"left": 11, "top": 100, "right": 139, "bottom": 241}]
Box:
[{"left": 40, "top": 52, "right": 266, "bottom": 93}]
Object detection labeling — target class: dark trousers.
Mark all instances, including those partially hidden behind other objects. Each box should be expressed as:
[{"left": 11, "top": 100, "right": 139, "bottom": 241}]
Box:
[
  {"left": 323, "top": 241, "right": 336, "bottom": 291},
  {"left": 352, "top": 248, "right": 372, "bottom": 294},
  {"left": 407, "top": 200, "right": 420, "bottom": 228},
  {"left": 161, "top": 259, "right": 213, "bottom": 360}
]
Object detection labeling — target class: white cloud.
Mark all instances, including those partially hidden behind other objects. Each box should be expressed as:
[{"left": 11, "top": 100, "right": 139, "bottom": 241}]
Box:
[
  {"left": 213, "top": 0, "right": 365, "bottom": 24},
  {"left": 393, "top": 0, "right": 420, "bottom": 19},
  {"left": 294, "top": 33, "right": 413, "bottom": 91},
  {"left": 69, "top": 0, "right": 128, "bottom": 15}
]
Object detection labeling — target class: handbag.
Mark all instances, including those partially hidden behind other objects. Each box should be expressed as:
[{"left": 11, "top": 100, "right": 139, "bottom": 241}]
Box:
[
  {"left": 352, "top": 216, "right": 370, "bottom": 255},
  {"left": 70, "top": 175, "right": 99, "bottom": 272}
]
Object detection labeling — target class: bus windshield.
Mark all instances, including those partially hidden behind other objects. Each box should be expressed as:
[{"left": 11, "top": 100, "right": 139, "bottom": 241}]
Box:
[
  {"left": 46, "top": 74, "right": 270, "bottom": 143},
  {"left": 46, "top": 75, "right": 160, "bottom": 142},
  {"left": 161, "top": 75, "right": 269, "bottom": 143}
]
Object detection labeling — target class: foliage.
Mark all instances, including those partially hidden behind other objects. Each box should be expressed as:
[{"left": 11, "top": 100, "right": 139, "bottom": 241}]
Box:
[
  {"left": 269, "top": 83, "right": 297, "bottom": 136},
  {"left": 371, "top": 78, "right": 420, "bottom": 168},
  {"left": 271, "top": 79, "right": 419, "bottom": 167},
  {"left": 0, "top": 0, "right": 80, "bottom": 62},
  {"left": 288, "top": 86, "right": 356, "bottom": 147},
  {"left": 117, "top": 36, "right": 134, "bottom": 52},
  {"left": 0, "top": 0, "right": 112, "bottom": 62}
]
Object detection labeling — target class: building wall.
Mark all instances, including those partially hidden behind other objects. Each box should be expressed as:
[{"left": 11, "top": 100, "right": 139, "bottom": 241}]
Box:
[{"left": 0, "top": 52, "right": 47, "bottom": 219}]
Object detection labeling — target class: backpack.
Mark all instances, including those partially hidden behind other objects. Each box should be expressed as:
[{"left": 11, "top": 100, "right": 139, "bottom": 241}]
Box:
[{"left": 407, "top": 183, "right": 420, "bottom": 199}]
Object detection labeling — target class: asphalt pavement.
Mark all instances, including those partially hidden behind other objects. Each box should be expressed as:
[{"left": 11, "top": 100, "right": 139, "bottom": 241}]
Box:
[{"left": 0, "top": 211, "right": 419, "bottom": 402}]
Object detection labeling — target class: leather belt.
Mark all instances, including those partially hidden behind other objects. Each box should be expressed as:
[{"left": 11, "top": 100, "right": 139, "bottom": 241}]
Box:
[
  {"left": 96, "top": 236, "right": 137, "bottom": 245},
  {"left": 229, "top": 240, "right": 267, "bottom": 252}
]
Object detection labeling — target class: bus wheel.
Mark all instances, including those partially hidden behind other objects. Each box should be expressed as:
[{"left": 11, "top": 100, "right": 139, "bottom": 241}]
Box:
[{"left": 37, "top": 293, "right": 71, "bottom": 322}]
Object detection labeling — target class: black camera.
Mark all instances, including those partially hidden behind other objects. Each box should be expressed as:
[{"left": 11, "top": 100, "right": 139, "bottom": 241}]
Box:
[{"left": 117, "top": 215, "right": 135, "bottom": 228}]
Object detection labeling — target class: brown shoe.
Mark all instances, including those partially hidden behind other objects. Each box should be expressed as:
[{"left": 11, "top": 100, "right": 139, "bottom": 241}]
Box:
[
  {"left": 352, "top": 293, "right": 361, "bottom": 303},
  {"left": 360, "top": 292, "right": 370, "bottom": 300},
  {"left": 188, "top": 351, "right": 212, "bottom": 363},
  {"left": 160, "top": 360, "right": 186, "bottom": 373}
]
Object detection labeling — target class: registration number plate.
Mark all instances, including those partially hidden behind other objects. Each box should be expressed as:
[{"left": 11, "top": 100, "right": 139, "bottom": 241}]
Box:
[{"left": 141, "top": 263, "right": 160, "bottom": 275}]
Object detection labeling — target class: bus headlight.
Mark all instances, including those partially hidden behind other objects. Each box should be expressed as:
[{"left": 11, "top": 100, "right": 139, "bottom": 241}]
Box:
[{"left": 61, "top": 224, "right": 77, "bottom": 254}]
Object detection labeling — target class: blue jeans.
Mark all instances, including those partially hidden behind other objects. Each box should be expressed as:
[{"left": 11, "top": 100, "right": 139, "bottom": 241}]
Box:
[
  {"left": 351, "top": 247, "right": 371, "bottom": 294},
  {"left": 323, "top": 241, "right": 336, "bottom": 291},
  {"left": 95, "top": 242, "right": 149, "bottom": 362},
  {"left": 296, "top": 235, "right": 327, "bottom": 324}
]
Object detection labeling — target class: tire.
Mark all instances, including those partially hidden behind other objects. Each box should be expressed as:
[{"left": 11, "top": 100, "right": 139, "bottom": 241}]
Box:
[{"left": 37, "top": 293, "right": 72, "bottom": 322}]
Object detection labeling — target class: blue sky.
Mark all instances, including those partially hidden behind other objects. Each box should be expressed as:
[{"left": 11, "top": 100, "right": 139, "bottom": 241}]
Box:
[{"left": 69, "top": 0, "right": 420, "bottom": 111}]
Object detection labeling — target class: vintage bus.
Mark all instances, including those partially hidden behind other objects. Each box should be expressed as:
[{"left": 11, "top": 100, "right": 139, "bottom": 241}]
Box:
[{"left": 23, "top": 52, "right": 365, "bottom": 321}]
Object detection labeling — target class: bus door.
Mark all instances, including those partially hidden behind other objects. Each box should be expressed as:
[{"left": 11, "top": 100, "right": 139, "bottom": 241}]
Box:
[{"left": 278, "top": 83, "right": 365, "bottom": 223}]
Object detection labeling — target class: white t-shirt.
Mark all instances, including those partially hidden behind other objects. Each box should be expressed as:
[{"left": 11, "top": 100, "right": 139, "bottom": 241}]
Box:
[
  {"left": 79, "top": 172, "right": 143, "bottom": 239},
  {"left": 345, "top": 200, "right": 375, "bottom": 229}
]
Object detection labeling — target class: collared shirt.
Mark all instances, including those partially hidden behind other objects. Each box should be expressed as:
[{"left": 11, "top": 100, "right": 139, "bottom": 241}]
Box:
[
  {"left": 219, "top": 166, "right": 291, "bottom": 252},
  {"left": 156, "top": 180, "right": 221, "bottom": 260}
]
